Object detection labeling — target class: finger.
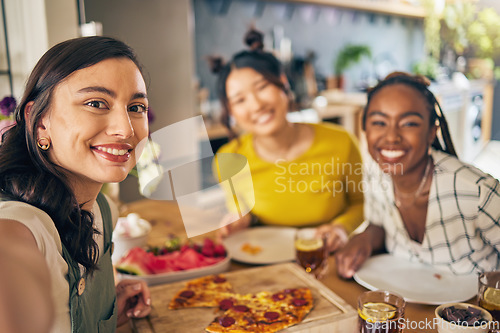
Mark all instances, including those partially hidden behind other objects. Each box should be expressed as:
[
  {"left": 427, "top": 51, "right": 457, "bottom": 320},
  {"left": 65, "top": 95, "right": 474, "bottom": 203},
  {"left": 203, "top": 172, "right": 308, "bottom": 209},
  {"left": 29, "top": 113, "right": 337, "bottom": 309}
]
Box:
[
  {"left": 137, "top": 280, "right": 151, "bottom": 307},
  {"left": 127, "top": 298, "right": 152, "bottom": 318},
  {"left": 340, "top": 250, "right": 366, "bottom": 279},
  {"left": 124, "top": 283, "right": 152, "bottom": 318},
  {"left": 335, "top": 249, "right": 357, "bottom": 279},
  {"left": 331, "top": 232, "right": 349, "bottom": 253},
  {"left": 334, "top": 252, "right": 349, "bottom": 278},
  {"left": 329, "top": 235, "right": 341, "bottom": 253},
  {"left": 349, "top": 250, "right": 368, "bottom": 274},
  {"left": 315, "top": 225, "right": 329, "bottom": 238},
  {"left": 118, "top": 281, "right": 151, "bottom": 307},
  {"left": 117, "top": 282, "right": 143, "bottom": 299}
]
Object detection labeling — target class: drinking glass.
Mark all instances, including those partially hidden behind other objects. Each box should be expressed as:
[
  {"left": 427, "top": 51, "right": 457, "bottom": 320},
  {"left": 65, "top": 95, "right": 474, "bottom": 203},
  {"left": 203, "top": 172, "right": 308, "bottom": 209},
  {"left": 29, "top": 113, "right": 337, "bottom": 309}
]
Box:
[
  {"left": 358, "top": 290, "right": 405, "bottom": 333},
  {"left": 478, "top": 271, "right": 500, "bottom": 331},
  {"left": 294, "top": 228, "right": 327, "bottom": 278}
]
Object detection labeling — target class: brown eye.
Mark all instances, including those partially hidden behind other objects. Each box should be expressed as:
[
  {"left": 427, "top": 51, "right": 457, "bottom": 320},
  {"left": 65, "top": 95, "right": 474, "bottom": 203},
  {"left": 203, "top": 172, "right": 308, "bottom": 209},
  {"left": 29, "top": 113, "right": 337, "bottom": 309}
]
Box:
[
  {"left": 86, "top": 100, "right": 107, "bottom": 109},
  {"left": 129, "top": 104, "right": 147, "bottom": 113}
]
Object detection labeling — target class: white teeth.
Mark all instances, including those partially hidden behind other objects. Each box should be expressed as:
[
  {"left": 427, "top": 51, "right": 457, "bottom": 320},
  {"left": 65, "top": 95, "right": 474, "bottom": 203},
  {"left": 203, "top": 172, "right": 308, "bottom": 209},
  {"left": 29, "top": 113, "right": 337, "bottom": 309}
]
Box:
[
  {"left": 255, "top": 113, "right": 272, "bottom": 124},
  {"left": 96, "top": 147, "right": 128, "bottom": 156},
  {"left": 381, "top": 150, "right": 405, "bottom": 159}
]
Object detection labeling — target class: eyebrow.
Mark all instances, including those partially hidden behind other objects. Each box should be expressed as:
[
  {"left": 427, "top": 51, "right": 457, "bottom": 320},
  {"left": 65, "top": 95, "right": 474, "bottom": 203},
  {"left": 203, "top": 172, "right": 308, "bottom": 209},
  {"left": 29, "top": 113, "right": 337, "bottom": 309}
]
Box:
[
  {"left": 77, "top": 86, "right": 116, "bottom": 98},
  {"left": 367, "top": 110, "right": 424, "bottom": 119},
  {"left": 77, "top": 86, "right": 148, "bottom": 100}
]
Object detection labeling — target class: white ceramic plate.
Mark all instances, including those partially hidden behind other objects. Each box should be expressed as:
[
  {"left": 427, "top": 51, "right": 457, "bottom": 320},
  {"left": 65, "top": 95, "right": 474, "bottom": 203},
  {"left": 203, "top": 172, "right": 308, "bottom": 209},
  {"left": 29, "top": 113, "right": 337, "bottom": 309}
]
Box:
[
  {"left": 117, "top": 256, "right": 231, "bottom": 286},
  {"left": 222, "top": 227, "right": 296, "bottom": 265},
  {"left": 353, "top": 254, "right": 478, "bottom": 305}
]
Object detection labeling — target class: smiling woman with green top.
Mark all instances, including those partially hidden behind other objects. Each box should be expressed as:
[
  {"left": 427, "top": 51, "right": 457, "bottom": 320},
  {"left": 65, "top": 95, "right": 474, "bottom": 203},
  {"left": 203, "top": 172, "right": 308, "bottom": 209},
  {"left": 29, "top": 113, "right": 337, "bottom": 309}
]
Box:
[
  {"left": 0, "top": 36, "right": 151, "bottom": 332},
  {"left": 212, "top": 29, "right": 364, "bottom": 253},
  {"left": 335, "top": 72, "right": 500, "bottom": 278}
]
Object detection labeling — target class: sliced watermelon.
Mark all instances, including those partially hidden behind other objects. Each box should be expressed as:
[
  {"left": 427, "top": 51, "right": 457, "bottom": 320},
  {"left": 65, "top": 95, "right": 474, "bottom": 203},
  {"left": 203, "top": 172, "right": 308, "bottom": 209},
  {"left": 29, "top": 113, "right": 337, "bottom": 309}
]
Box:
[
  {"left": 115, "top": 247, "right": 154, "bottom": 275},
  {"left": 115, "top": 238, "right": 228, "bottom": 276}
]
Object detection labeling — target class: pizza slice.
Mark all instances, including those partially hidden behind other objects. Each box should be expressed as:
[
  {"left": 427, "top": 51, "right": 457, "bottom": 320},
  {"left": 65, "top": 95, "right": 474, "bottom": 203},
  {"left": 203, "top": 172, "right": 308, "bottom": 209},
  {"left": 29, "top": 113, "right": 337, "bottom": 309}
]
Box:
[
  {"left": 251, "top": 288, "right": 314, "bottom": 332},
  {"left": 206, "top": 288, "right": 313, "bottom": 333},
  {"left": 268, "top": 288, "right": 314, "bottom": 323},
  {"left": 169, "top": 274, "right": 234, "bottom": 309},
  {"left": 205, "top": 305, "right": 260, "bottom": 333}
]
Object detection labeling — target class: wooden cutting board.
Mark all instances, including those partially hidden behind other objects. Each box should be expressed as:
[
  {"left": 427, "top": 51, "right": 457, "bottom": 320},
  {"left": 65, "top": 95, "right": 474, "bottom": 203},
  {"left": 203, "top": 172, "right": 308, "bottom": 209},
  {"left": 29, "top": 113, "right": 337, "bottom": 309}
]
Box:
[{"left": 131, "top": 262, "right": 357, "bottom": 333}]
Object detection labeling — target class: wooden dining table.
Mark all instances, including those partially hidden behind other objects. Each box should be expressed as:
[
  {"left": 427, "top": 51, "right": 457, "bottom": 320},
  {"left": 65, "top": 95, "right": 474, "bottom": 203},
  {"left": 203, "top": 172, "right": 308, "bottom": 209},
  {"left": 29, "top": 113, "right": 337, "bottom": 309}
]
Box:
[{"left": 115, "top": 199, "right": 473, "bottom": 333}]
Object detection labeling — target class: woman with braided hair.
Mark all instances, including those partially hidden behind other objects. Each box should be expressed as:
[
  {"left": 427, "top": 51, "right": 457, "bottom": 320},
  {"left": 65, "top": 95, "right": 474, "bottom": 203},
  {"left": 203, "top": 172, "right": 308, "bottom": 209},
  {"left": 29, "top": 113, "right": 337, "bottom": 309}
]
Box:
[{"left": 336, "top": 71, "right": 500, "bottom": 278}]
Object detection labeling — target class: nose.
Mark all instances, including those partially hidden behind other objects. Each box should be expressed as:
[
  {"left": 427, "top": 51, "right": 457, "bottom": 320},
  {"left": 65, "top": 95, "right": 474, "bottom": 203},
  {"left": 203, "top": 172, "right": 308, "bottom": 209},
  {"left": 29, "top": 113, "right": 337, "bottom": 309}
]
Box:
[
  {"left": 107, "top": 108, "right": 134, "bottom": 139},
  {"left": 246, "top": 91, "right": 263, "bottom": 112},
  {"left": 385, "top": 124, "right": 401, "bottom": 143}
]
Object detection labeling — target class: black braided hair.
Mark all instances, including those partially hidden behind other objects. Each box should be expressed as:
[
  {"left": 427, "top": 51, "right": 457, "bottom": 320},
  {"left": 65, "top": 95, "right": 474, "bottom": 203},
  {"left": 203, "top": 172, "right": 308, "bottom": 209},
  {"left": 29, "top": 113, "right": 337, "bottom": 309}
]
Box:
[{"left": 362, "top": 71, "right": 457, "bottom": 157}]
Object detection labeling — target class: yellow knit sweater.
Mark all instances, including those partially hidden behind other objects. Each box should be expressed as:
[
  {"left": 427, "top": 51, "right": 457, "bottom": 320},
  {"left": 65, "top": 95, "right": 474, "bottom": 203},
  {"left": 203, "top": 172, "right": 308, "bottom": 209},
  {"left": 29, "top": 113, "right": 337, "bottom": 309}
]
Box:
[{"left": 216, "top": 122, "right": 364, "bottom": 234}]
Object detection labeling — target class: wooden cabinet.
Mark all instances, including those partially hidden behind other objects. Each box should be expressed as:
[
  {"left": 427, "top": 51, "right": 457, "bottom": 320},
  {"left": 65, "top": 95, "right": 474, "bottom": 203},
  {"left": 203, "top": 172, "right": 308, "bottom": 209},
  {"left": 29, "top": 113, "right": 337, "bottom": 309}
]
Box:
[{"left": 281, "top": 0, "right": 426, "bottom": 19}]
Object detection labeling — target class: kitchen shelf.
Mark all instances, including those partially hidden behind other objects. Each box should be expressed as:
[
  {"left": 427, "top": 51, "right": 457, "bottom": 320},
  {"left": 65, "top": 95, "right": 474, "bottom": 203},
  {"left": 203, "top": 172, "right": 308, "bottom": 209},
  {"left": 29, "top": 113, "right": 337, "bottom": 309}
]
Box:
[{"left": 281, "top": 0, "right": 427, "bottom": 19}]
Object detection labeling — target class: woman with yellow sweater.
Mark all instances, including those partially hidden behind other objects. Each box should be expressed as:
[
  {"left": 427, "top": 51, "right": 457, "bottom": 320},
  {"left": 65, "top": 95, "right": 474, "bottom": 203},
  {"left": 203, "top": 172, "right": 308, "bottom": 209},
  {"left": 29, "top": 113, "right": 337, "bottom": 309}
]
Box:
[{"left": 212, "top": 30, "right": 364, "bottom": 252}]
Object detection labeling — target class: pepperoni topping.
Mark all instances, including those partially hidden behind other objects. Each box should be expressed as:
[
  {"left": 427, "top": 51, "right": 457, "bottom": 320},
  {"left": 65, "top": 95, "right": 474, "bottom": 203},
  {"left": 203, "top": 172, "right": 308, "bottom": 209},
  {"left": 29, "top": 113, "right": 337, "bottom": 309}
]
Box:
[
  {"left": 179, "top": 290, "right": 194, "bottom": 298},
  {"left": 219, "top": 316, "right": 235, "bottom": 327},
  {"left": 264, "top": 311, "right": 280, "bottom": 320},
  {"left": 174, "top": 298, "right": 186, "bottom": 304},
  {"left": 213, "top": 275, "right": 227, "bottom": 283},
  {"left": 233, "top": 305, "right": 249, "bottom": 312},
  {"left": 292, "top": 298, "right": 308, "bottom": 306},
  {"left": 219, "top": 299, "right": 234, "bottom": 310},
  {"left": 272, "top": 292, "right": 286, "bottom": 301}
]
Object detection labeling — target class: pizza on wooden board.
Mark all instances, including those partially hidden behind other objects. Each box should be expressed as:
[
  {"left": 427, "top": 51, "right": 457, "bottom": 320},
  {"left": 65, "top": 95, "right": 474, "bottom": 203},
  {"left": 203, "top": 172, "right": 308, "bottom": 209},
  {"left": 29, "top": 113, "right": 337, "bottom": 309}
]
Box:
[
  {"left": 169, "top": 274, "right": 234, "bottom": 309},
  {"left": 169, "top": 274, "right": 314, "bottom": 333}
]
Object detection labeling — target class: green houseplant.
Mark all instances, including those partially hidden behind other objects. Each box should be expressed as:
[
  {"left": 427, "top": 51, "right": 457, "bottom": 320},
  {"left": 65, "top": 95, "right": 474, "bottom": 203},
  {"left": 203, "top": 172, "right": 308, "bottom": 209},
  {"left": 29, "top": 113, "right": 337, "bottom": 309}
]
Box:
[
  {"left": 332, "top": 44, "right": 371, "bottom": 89},
  {"left": 441, "top": 3, "right": 500, "bottom": 79}
]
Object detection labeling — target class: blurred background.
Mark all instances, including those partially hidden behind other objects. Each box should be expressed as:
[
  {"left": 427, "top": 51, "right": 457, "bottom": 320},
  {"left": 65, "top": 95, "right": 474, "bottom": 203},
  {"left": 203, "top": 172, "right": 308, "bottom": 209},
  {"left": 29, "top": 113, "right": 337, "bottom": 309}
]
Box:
[{"left": 2, "top": 0, "right": 500, "bottom": 201}]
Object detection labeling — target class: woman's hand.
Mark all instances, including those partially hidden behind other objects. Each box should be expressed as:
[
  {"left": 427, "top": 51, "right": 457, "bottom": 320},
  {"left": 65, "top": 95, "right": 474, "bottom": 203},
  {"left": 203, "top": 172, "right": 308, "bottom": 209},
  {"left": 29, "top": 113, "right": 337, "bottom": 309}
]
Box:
[
  {"left": 334, "top": 232, "right": 373, "bottom": 279},
  {"left": 334, "top": 224, "right": 385, "bottom": 279},
  {"left": 315, "top": 224, "right": 348, "bottom": 253},
  {"left": 116, "top": 279, "right": 151, "bottom": 327},
  {"left": 216, "top": 213, "right": 252, "bottom": 242}
]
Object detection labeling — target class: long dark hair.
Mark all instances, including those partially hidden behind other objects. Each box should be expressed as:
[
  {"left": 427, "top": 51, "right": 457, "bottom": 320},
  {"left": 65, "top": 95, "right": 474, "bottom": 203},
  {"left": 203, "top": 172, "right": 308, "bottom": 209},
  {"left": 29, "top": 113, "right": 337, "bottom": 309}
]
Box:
[
  {"left": 0, "top": 36, "right": 144, "bottom": 276},
  {"left": 362, "top": 72, "right": 457, "bottom": 157}
]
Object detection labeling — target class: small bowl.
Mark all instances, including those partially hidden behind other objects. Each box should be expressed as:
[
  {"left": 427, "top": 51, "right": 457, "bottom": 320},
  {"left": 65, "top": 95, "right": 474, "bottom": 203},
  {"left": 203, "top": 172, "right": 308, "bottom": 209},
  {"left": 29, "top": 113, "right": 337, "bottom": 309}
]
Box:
[
  {"left": 435, "top": 302, "right": 493, "bottom": 333},
  {"left": 111, "top": 218, "right": 151, "bottom": 263}
]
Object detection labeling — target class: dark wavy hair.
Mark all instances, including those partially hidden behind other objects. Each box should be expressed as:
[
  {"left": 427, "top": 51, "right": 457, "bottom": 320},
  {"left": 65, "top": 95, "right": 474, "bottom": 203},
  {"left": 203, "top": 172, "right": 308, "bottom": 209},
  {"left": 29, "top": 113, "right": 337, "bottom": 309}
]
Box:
[
  {"left": 0, "top": 36, "right": 144, "bottom": 276},
  {"left": 362, "top": 71, "right": 457, "bottom": 157}
]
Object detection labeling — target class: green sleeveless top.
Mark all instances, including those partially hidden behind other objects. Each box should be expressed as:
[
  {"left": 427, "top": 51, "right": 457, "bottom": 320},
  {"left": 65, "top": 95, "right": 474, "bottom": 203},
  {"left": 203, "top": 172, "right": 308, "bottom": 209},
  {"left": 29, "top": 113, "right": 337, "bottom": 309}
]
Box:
[{"left": 62, "top": 193, "right": 117, "bottom": 332}]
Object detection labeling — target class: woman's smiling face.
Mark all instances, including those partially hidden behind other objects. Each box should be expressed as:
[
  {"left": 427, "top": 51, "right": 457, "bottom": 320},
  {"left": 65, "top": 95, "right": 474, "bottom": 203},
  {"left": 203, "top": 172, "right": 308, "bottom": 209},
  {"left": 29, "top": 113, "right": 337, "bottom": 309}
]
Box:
[
  {"left": 364, "top": 83, "right": 437, "bottom": 176},
  {"left": 225, "top": 67, "right": 289, "bottom": 136},
  {"left": 37, "top": 57, "right": 149, "bottom": 187}
]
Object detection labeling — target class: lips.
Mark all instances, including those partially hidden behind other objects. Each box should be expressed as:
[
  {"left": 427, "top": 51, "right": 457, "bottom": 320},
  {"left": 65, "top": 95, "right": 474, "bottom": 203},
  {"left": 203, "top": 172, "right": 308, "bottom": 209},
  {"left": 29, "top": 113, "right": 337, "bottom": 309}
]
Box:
[
  {"left": 253, "top": 111, "right": 274, "bottom": 125},
  {"left": 92, "top": 144, "right": 133, "bottom": 163}
]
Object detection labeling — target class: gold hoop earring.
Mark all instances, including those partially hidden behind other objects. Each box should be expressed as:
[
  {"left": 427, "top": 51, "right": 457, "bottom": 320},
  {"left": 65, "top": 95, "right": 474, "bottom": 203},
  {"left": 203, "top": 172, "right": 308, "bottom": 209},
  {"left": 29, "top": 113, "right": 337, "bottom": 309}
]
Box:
[{"left": 37, "top": 137, "right": 51, "bottom": 151}]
